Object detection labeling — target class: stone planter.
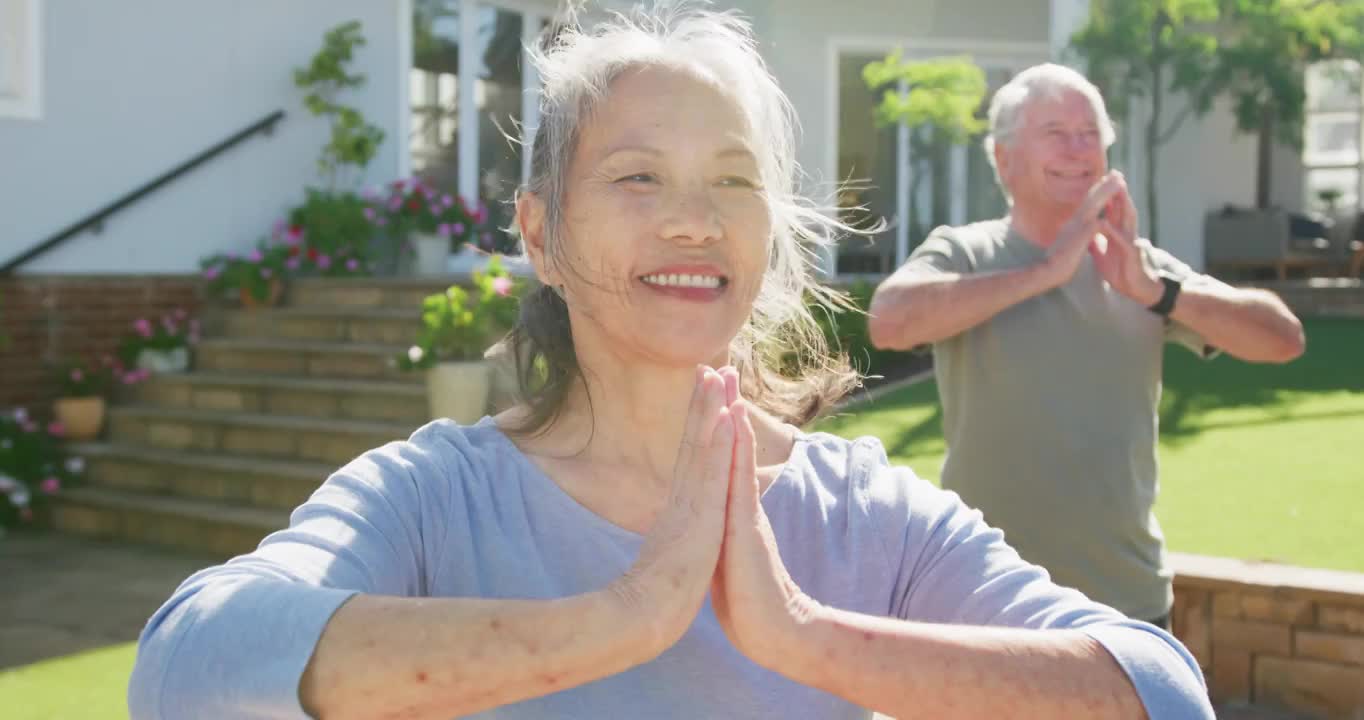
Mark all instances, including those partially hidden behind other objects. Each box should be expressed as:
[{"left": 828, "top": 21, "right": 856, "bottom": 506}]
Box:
[
  {"left": 426, "top": 361, "right": 491, "bottom": 424},
  {"left": 411, "top": 231, "right": 450, "bottom": 276},
  {"left": 135, "top": 347, "right": 191, "bottom": 374},
  {"left": 52, "top": 396, "right": 106, "bottom": 441}
]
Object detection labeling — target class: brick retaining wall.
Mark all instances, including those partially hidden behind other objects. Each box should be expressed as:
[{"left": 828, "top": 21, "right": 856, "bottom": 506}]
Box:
[
  {"left": 1172, "top": 553, "right": 1364, "bottom": 718},
  {"left": 0, "top": 275, "right": 203, "bottom": 412}
]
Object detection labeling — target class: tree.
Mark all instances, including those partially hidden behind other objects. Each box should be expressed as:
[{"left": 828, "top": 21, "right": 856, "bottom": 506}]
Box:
[
  {"left": 861, "top": 53, "right": 988, "bottom": 247},
  {"left": 1072, "top": 0, "right": 1364, "bottom": 234},
  {"left": 1070, "top": 0, "right": 1222, "bottom": 245},
  {"left": 1212, "top": 0, "right": 1364, "bottom": 208},
  {"left": 293, "top": 21, "right": 386, "bottom": 189}
]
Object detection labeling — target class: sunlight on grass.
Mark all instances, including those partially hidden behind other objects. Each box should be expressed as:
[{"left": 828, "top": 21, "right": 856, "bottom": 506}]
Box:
[
  {"left": 815, "top": 317, "right": 1364, "bottom": 573},
  {"left": 1, "top": 642, "right": 136, "bottom": 720}
]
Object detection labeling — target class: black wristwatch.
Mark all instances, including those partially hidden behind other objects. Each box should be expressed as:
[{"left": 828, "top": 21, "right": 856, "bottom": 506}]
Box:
[{"left": 1147, "top": 273, "right": 1183, "bottom": 317}]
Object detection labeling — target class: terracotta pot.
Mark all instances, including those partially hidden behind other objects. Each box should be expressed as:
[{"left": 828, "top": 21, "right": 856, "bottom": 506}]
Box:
[
  {"left": 240, "top": 278, "right": 284, "bottom": 309},
  {"left": 426, "top": 361, "right": 491, "bottom": 424},
  {"left": 53, "top": 396, "right": 106, "bottom": 441}
]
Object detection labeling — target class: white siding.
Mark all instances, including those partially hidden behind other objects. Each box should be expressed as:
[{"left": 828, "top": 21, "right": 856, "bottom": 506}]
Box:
[{"left": 0, "top": 0, "right": 403, "bottom": 274}]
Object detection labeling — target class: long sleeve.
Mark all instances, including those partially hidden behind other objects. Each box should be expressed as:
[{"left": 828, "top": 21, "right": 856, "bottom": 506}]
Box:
[
  {"left": 858, "top": 439, "right": 1215, "bottom": 719},
  {"left": 127, "top": 430, "right": 450, "bottom": 719}
]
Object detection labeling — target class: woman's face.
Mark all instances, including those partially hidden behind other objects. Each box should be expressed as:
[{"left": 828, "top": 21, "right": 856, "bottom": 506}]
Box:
[{"left": 524, "top": 65, "right": 772, "bottom": 370}]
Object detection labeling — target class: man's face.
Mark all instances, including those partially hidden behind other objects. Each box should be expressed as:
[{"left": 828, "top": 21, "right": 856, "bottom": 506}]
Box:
[{"left": 997, "top": 89, "right": 1108, "bottom": 214}]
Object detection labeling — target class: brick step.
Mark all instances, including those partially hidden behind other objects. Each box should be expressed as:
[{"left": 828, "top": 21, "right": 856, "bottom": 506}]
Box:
[
  {"left": 69, "top": 442, "right": 332, "bottom": 510},
  {"left": 49, "top": 486, "right": 289, "bottom": 558},
  {"left": 210, "top": 306, "right": 420, "bottom": 345},
  {"left": 132, "top": 372, "right": 430, "bottom": 424},
  {"left": 193, "top": 337, "right": 420, "bottom": 383},
  {"left": 286, "top": 276, "right": 466, "bottom": 310},
  {"left": 107, "top": 406, "right": 414, "bottom": 466}
]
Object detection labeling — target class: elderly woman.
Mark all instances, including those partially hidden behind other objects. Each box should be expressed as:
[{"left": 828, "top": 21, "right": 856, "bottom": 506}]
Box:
[{"left": 128, "top": 4, "right": 1213, "bottom": 719}]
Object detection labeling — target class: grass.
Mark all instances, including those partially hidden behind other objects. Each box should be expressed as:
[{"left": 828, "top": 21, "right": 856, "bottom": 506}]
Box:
[
  {"left": 817, "top": 316, "right": 1364, "bottom": 573},
  {"left": 1, "top": 643, "right": 136, "bottom": 720}
]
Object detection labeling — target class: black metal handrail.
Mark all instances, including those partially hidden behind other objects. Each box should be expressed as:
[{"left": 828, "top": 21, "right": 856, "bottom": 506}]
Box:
[{"left": 1, "top": 109, "right": 286, "bottom": 275}]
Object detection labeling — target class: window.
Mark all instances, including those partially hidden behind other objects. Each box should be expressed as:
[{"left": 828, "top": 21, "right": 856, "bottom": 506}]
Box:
[
  {"left": 1304, "top": 60, "right": 1363, "bottom": 217},
  {"left": 835, "top": 54, "right": 1018, "bottom": 276},
  {"left": 409, "top": 0, "right": 549, "bottom": 250},
  {"left": 0, "top": 0, "right": 41, "bottom": 119}
]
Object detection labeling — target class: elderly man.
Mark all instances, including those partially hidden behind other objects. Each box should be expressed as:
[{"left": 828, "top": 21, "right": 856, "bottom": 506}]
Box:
[{"left": 867, "top": 63, "right": 1305, "bottom": 628}]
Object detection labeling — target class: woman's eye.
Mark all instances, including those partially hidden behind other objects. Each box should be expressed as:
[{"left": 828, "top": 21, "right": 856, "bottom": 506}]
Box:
[
  {"left": 615, "top": 173, "right": 657, "bottom": 184},
  {"left": 718, "top": 176, "right": 757, "bottom": 189}
]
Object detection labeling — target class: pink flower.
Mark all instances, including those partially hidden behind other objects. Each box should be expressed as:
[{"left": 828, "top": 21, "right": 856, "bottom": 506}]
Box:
[
  {"left": 285, "top": 257, "right": 301, "bottom": 271},
  {"left": 204, "top": 267, "right": 221, "bottom": 280},
  {"left": 452, "top": 223, "right": 465, "bottom": 236},
  {"left": 173, "top": 308, "right": 188, "bottom": 321},
  {"left": 47, "top": 422, "right": 65, "bottom": 437},
  {"left": 388, "top": 196, "right": 403, "bottom": 211},
  {"left": 491, "top": 276, "right": 513, "bottom": 297},
  {"left": 441, "top": 194, "right": 454, "bottom": 208},
  {"left": 122, "top": 372, "right": 140, "bottom": 385},
  {"left": 248, "top": 249, "right": 264, "bottom": 263},
  {"left": 12, "top": 408, "right": 27, "bottom": 423},
  {"left": 363, "top": 207, "right": 377, "bottom": 221},
  {"left": 316, "top": 254, "right": 332, "bottom": 270},
  {"left": 346, "top": 258, "right": 360, "bottom": 272},
  {"left": 134, "top": 318, "right": 153, "bottom": 338},
  {"left": 69, "top": 368, "right": 84, "bottom": 383},
  {"left": 162, "top": 316, "right": 178, "bottom": 334},
  {"left": 374, "top": 216, "right": 388, "bottom": 228},
  {"left": 40, "top": 477, "right": 60, "bottom": 495},
  {"left": 286, "top": 225, "right": 305, "bottom": 244},
  {"left": 437, "top": 223, "right": 452, "bottom": 237}
]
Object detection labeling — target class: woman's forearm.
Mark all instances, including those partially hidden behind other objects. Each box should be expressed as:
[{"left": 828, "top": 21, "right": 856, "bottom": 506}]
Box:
[
  {"left": 301, "top": 588, "right": 659, "bottom": 720},
  {"left": 767, "top": 605, "right": 1147, "bottom": 720}
]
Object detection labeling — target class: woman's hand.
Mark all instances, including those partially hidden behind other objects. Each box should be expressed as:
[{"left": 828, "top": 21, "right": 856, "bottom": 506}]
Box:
[
  {"left": 607, "top": 366, "right": 735, "bottom": 654},
  {"left": 711, "top": 368, "right": 820, "bottom": 668}
]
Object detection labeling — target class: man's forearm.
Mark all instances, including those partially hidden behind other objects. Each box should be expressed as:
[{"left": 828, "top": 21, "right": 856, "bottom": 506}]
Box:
[
  {"left": 869, "top": 263, "right": 1055, "bottom": 350},
  {"left": 766, "top": 606, "right": 1147, "bottom": 720},
  {"left": 1169, "top": 282, "right": 1305, "bottom": 363}
]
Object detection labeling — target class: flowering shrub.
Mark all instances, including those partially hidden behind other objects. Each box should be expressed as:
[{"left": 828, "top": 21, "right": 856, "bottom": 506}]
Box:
[
  {"left": 116, "top": 308, "right": 200, "bottom": 365},
  {"left": 0, "top": 407, "right": 84, "bottom": 529},
  {"left": 364, "top": 178, "right": 486, "bottom": 252},
  {"left": 397, "top": 257, "right": 523, "bottom": 369},
  {"left": 54, "top": 354, "right": 149, "bottom": 397}
]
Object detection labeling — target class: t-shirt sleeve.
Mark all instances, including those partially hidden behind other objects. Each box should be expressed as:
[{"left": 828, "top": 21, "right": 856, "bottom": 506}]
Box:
[
  {"left": 1145, "top": 245, "right": 1220, "bottom": 359},
  {"left": 127, "top": 423, "right": 466, "bottom": 720},
  {"left": 905, "top": 225, "right": 973, "bottom": 275},
  {"left": 857, "top": 440, "right": 1214, "bottom": 719}
]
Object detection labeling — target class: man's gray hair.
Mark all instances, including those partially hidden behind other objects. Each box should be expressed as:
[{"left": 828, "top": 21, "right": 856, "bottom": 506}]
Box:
[{"left": 983, "top": 63, "right": 1118, "bottom": 194}]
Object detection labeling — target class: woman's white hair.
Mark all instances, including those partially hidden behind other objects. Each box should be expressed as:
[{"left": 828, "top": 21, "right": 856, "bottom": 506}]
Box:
[
  {"left": 983, "top": 63, "right": 1118, "bottom": 195},
  {"left": 507, "top": 0, "right": 858, "bottom": 433}
]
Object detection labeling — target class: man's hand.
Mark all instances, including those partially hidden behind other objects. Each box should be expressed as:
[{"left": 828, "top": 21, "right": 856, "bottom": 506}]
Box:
[
  {"left": 1040, "top": 171, "right": 1125, "bottom": 290},
  {"left": 1090, "top": 174, "right": 1163, "bottom": 307}
]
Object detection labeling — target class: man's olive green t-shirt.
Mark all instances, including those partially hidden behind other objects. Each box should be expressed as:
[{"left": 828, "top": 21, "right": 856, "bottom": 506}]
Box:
[{"left": 907, "top": 219, "right": 1212, "bottom": 620}]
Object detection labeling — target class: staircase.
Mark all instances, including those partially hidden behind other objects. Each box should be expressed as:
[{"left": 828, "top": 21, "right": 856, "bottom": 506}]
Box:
[{"left": 48, "top": 277, "right": 459, "bottom": 558}]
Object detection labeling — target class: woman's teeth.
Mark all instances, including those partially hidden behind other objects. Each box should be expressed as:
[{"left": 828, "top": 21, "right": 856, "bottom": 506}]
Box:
[{"left": 641, "top": 273, "right": 723, "bottom": 289}]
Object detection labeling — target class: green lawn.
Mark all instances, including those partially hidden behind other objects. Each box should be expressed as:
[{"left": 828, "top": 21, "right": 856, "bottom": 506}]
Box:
[
  {"left": 2, "top": 643, "right": 136, "bottom": 720},
  {"left": 817, "top": 316, "right": 1364, "bottom": 573}
]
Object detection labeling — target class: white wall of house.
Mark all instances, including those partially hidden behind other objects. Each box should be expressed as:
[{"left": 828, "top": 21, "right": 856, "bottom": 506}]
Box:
[{"left": 0, "top": 0, "right": 404, "bottom": 274}]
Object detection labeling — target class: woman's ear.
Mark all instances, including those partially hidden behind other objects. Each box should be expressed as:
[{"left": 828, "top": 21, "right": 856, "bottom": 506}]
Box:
[{"left": 517, "top": 192, "right": 555, "bottom": 286}]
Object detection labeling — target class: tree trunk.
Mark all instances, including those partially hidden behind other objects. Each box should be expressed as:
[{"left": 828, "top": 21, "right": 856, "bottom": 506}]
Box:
[
  {"left": 1256, "top": 112, "right": 1274, "bottom": 209},
  {"left": 1146, "top": 66, "right": 1163, "bottom": 246}
]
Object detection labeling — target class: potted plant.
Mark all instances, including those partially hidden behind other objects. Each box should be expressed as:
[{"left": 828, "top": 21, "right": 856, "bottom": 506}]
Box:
[
  {"left": 200, "top": 241, "right": 291, "bottom": 308},
  {"left": 0, "top": 408, "right": 85, "bottom": 531},
  {"left": 366, "top": 178, "right": 483, "bottom": 275},
  {"left": 397, "top": 257, "right": 522, "bottom": 422},
  {"left": 118, "top": 308, "right": 200, "bottom": 374},
  {"left": 49, "top": 356, "right": 147, "bottom": 441}
]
